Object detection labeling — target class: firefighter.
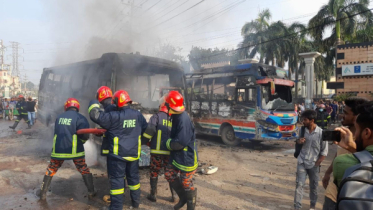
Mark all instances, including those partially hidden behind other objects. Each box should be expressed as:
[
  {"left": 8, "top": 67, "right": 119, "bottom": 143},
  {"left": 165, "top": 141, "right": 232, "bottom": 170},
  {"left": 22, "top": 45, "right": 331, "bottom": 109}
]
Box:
[
  {"left": 316, "top": 104, "right": 330, "bottom": 129},
  {"left": 88, "top": 90, "right": 147, "bottom": 209},
  {"left": 9, "top": 95, "right": 30, "bottom": 129},
  {"left": 163, "top": 91, "right": 198, "bottom": 210},
  {"left": 39, "top": 98, "right": 95, "bottom": 200},
  {"left": 142, "top": 95, "right": 175, "bottom": 202},
  {"left": 96, "top": 86, "right": 115, "bottom": 156}
]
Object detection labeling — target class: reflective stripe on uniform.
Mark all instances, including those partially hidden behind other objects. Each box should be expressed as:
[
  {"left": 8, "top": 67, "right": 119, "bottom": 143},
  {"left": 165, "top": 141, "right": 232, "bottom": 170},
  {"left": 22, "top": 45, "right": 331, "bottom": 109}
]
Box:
[
  {"left": 102, "top": 149, "right": 109, "bottom": 154},
  {"left": 72, "top": 135, "right": 77, "bottom": 155},
  {"left": 51, "top": 134, "right": 85, "bottom": 158},
  {"left": 122, "top": 136, "right": 141, "bottom": 161},
  {"left": 88, "top": 104, "right": 100, "bottom": 114},
  {"left": 150, "top": 149, "right": 170, "bottom": 155},
  {"left": 110, "top": 188, "right": 124, "bottom": 195},
  {"left": 172, "top": 142, "right": 198, "bottom": 172},
  {"left": 156, "top": 130, "right": 161, "bottom": 150},
  {"left": 128, "top": 183, "right": 140, "bottom": 191},
  {"left": 166, "top": 138, "right": 172, "bottom": 150},
  {"left": 143, "top": 133, "right": 152, "bottom": 139},
  {"left": 113, "top": 137, "right": 119, "bottom": 155},
  {"left": 52, "top": 134, "right": 57, "bottom": 154}
]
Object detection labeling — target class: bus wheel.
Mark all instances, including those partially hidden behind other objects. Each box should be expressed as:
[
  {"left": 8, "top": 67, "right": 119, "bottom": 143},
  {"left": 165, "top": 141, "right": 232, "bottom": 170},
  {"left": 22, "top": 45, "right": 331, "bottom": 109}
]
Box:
[{"left": 221, "top": 126, "right": 241, "bottom": 146}]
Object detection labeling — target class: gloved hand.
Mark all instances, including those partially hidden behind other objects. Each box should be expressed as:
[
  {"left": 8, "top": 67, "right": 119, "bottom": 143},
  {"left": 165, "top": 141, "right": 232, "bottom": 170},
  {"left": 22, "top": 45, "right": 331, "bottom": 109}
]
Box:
[{"left": 88, "top": 99, "right": 100, "bottom": 114}]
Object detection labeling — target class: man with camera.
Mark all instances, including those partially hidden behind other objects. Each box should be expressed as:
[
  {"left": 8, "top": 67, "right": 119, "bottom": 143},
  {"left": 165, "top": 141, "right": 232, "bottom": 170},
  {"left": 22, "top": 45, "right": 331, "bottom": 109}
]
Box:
[
  {"left": 322, "top": 97, "right": 368, "bottom": 210},
  {"left": 333, "top": 100, "right": 373, "bottom": 188},
  {"left": 294, "top": 110, "right": 328, "bottom": 210}
]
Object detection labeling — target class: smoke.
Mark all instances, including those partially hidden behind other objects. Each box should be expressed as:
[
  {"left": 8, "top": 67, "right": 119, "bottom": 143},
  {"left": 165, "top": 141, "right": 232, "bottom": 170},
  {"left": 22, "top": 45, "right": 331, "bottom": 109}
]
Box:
[
  {"left": 83, "top": 139, "right": 98, "bottom": 167},
  {"left": 42, "top": 0, "right": 163, "bottom": 66}
]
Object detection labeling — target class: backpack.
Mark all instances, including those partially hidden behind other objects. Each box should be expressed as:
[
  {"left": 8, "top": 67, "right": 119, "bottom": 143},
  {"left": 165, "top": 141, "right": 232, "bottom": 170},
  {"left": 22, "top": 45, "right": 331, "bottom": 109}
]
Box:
[
  {"left": 294, "top": 126, "right": 306, "bottom": 158},
  {"left": 337, "top": 150, "right": 373, "bottom": 210}
]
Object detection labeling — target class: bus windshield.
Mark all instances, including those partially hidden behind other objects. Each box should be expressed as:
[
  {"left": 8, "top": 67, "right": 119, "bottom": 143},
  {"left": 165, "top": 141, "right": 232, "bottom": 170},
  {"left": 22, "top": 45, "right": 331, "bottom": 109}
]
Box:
[{"left": 261, "top": 84, "right": 294, "bottom": 111}]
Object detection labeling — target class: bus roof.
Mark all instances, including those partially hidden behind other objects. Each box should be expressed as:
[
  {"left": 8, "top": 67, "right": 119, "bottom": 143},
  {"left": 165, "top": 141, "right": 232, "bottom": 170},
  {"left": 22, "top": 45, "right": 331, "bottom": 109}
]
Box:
[
  {"left": 185, "top": 63, "right": 288, "bottom": 80},
  {"left": 43, "top": 53, "right": 184, "bottom": 75}
]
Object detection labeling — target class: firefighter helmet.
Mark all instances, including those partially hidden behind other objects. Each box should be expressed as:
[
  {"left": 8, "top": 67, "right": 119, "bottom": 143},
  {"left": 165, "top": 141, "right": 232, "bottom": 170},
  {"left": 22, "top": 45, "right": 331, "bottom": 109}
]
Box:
[
  {"left": 165, "top": 91, "right": 185, "bottom": 112},
  {"left": 319, "top": 104, "right": 325, "bottom": 109},
  {"left": 64, "top": 98, "right": 80, "bottom": 111},
  {"left": 159, "top": 95, "right": 168, "bottom": 113},
  {"left": 112, "top": 90, "right": 132, "bottom": 108},
  {"left": 96, "top": 86, "right": 113, "bottom": 103},
  {"left": 18, "top": 94, "right": 24, "bottom": 98}
]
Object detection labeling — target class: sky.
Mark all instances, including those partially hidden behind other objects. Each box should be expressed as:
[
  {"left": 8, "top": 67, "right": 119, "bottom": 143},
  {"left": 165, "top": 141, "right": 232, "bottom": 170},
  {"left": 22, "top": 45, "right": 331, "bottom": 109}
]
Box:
[{"left": 0, "top": 0, "right": 358, "bottom": 84}]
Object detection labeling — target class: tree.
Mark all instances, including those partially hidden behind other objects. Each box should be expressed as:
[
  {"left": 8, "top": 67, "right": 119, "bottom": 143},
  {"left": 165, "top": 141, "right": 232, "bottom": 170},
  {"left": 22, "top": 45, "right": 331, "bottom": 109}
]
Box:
[
  {"left": 308, "top": 0, "right": 373, "bottom": 46},
  {"left": 154, "top": 44, "right": 185, "bottom": 63},
  {"left": 188, "top": 47, "right": 239, "bottom": 70}
]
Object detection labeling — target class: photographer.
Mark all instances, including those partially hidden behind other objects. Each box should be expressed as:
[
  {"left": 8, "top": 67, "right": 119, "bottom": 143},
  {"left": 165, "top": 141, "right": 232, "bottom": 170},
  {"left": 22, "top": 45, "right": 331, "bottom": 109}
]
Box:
[
  {"left": 294, "top": 110, "right": 328, "bottom": 210},
  {"left": 333, "top": 101, "right": 373, "bottom": 187},
  {"left": 322, "top": 97, "right": 368, "bottom": 210}
]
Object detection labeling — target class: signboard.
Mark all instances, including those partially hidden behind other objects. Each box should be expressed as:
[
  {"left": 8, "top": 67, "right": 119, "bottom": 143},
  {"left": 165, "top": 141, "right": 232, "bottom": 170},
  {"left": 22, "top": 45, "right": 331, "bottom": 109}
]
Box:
[
  {"left": 342, "top": 63, "right": 373, "bottom": 76},
  {"left": 276, "top": 69, "right": 288, "bottom": 78},
  {"left": 327, "top": 82, "right": 344, "bottom": 89}
]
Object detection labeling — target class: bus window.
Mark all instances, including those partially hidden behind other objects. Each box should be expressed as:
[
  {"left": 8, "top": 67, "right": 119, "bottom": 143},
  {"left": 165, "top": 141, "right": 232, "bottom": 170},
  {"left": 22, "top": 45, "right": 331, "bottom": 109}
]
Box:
[{"left": 237, "top": 88, "right": 256, "bottom": 104}]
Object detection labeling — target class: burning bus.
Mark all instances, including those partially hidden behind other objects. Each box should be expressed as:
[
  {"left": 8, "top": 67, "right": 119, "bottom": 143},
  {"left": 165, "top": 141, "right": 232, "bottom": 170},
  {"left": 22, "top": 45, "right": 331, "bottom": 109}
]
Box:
[
  {"left": 184, "top": 62, "right": 297, "bottom": 146},
  {"left": 38, "top": 53, "right": 185, "bottom": 166}
]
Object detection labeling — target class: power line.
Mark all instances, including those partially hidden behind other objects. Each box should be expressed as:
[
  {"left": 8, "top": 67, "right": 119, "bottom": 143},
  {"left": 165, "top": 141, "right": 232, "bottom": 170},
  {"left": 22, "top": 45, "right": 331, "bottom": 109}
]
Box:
[
  {"left": 142, "top": 0, "right": 162, "bottom": 12},
  {"left": 160, "top": 0, "right": 244, "bottom": 38},
  {"left": 151, "top": 0, "right": 184, "bottom": 18},
  {"left": 143, "top": 0, "right": 206, "bottom": 32},
  {"left": 191, "top": 8, "right": 373, "bottom": 62}
]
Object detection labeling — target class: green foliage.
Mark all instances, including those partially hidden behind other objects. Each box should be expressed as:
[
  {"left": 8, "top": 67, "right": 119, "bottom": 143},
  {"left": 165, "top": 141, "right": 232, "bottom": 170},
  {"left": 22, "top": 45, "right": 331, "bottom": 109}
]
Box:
[
  {"left": 154, "top": 44, "right": 185, "bottom": 63},
  {"left": 188, "top": 47, "right": 239, "bottom": 70},
  {"left": 334, "top": 93, "right": 355, "bottom": 102}
]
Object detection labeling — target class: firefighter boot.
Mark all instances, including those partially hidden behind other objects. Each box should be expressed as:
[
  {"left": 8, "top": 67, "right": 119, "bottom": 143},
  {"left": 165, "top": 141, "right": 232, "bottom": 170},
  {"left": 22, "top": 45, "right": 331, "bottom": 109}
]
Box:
[
  {"left": 170, "top": 178, "right": 187, "bottom": 210},
  {"left": 186, "top": 188, "right": 197, "bottom": 210},
  {"left": 9, "top": 121, "right": 19, "bottom": 130},
  {"left": 40, "top": 175, "right": 53, "bottom": 200},
  {"left": 147, "top": 177, "right": 158, "bottom": 202},
  {"left": 170, "top": 182, "right": 176, "bottom": 202},
  {"left": 82, "top": 173, "right": 96, "bottom": 199}
]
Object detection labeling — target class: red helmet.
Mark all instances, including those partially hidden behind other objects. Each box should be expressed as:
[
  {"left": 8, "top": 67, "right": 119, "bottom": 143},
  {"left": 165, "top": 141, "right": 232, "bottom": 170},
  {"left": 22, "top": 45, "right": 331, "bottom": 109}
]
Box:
[
  {"left": 18, "top": 94, "right": 24, "bottom": 98},
  {"left": 64, "top": 98, "right": 80, "bottom": 111},
  {"left": 165, "top": 91, "right": 185, "bottom": 112},
  {"left": 112, "top": 90, "right": 132, "bottom": 108},
  {"left": 96, "top": 86, "right": 113, "bottom": 103},
  {"left": 159, "top": 95, "right": 168, "bottom": 113},
  {"left": 319, "top": 104, "right": 325, "bottom": 109}
]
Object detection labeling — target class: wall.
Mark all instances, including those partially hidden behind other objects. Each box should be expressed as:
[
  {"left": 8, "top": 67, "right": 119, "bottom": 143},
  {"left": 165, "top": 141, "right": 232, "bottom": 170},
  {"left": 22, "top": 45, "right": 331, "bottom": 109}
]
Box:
[{"left": 336, "top": 42, "right": 373, "bottom": 99}]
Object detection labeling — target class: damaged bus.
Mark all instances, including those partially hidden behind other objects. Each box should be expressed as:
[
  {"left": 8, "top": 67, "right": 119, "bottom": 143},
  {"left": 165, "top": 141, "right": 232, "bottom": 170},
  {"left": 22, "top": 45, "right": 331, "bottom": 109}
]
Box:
[
  {"left": 185, "top": 63, "right": 297, "bottom": 146},
  {"left": 38, "top": 53, "right": 185, "bottom": 165}
]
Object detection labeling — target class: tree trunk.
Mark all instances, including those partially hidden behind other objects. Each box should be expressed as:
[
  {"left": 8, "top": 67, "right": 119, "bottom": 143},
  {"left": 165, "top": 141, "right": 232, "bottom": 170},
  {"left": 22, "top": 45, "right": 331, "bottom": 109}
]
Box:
[
  {"left": 295, "top": 66, "right": 299, "bottom": 99},
  {"left": 315, "top": 79, "right": 318, "bottom": 99},
  {"left": 336, "top": 20, "right": 341, "bottom": 40},
  {"left": 272, "top": 58, "right": 275, "bottom": 66},
  {"left": 321, "top": 80, "right": 324, "bottom": 98}
]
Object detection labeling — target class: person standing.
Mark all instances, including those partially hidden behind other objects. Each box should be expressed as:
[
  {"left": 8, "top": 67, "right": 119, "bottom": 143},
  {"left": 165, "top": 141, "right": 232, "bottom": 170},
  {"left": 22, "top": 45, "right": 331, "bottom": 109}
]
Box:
[
  {"left": 294, "top": 110, "right": 328, "bottom": 210},
  {"left": 9, "top": 95, "right": 30, "bottom": 129},
  {"left": 88, "top": 90, "right": 147, "bottom": 209},
  {"left": 26, "top": 97, "right": 36, "bottom": 128},
  {"left": 39, "top": 98, "right": 95, "bottom": 200},
  {"left": 322, "top": 97, "right": 368, "bottom": 210},
  {"left": 2, "top": 98, "right": 8, "bottom": 119},
  {"left": 143, "top": 95, "right": 175, "bottom": 202},
  {"left": 316, "top": 104, "right": 330, "bottom": 129},
  {"left": 163, "top": 91, "right": 198, "bottom": 210},
  {"left": 331, "top": 101, "right": 338, "bottom": 124}
]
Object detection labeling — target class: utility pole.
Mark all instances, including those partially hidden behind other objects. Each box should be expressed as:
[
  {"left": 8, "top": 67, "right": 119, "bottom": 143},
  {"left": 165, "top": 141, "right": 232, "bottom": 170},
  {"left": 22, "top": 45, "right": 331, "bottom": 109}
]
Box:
[
  {"left": 10, "top": 42, "right": 20, "bottom": 77},
  {"left": 0, "top": 40, "right": 5, "bottom": 70}
]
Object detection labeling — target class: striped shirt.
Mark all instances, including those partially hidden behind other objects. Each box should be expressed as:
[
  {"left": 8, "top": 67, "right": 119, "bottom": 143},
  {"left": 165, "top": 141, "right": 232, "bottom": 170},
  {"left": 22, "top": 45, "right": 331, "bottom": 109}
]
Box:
[{"left": 297, "top": 126, "right": 328, "bottom": 169}]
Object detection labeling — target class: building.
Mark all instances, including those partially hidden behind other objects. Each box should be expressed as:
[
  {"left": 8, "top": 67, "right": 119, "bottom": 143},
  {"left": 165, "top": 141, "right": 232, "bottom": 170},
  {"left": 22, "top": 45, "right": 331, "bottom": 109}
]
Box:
[
  {"left": 330, "top": 41, "right": 373, "bottom": 99},
  {"left": 0, "top": 69, "right": 21, "bottom": 97}
]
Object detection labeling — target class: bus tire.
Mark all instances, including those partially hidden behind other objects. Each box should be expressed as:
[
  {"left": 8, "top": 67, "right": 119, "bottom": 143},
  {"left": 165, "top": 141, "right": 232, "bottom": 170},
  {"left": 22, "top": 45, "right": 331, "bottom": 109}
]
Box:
[{"left": 221, "top": 125, "right": 241, "bottom": 146}]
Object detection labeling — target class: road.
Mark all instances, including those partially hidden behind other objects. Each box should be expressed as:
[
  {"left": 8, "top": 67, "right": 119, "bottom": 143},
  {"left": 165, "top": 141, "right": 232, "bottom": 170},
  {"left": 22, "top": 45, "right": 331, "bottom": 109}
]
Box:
[{"left": 0, "top": 121, "right": 336, "bottom": 210}]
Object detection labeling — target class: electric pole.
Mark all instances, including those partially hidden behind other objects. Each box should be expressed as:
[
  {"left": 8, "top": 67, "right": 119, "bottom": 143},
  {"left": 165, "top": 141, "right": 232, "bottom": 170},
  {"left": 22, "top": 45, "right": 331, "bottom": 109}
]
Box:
[
  {"left": 0, "top": 40, "right": 4, "bottom": 70},
  {"left": 10, "top": 42, "right": 20, "bottom": 77}
]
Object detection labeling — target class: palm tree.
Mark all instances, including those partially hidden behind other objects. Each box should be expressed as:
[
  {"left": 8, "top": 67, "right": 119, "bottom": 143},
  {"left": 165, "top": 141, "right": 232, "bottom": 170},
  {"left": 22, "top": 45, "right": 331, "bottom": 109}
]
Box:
[
  {"left": 240, "top": 9, "right": 271, "bottom": 63},
  {"left": 309, "top": 0, "right": 373, "bottom": 46}
]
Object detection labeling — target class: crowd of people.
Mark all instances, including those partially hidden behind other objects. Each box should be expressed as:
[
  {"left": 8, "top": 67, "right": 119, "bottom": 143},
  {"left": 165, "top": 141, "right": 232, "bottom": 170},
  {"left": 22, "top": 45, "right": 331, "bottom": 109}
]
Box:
[
  {"left": 295, "top": 100, "right": 345, "bottom": 126},
  {"left": 294, "top": 97, "right": 372, "bottom": 210},
  {"left": 37, "top": 86, "right": 198, "bottom": 210},
  {"left": 0, "top": 95, "right": 38, "bottom": 129}
]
